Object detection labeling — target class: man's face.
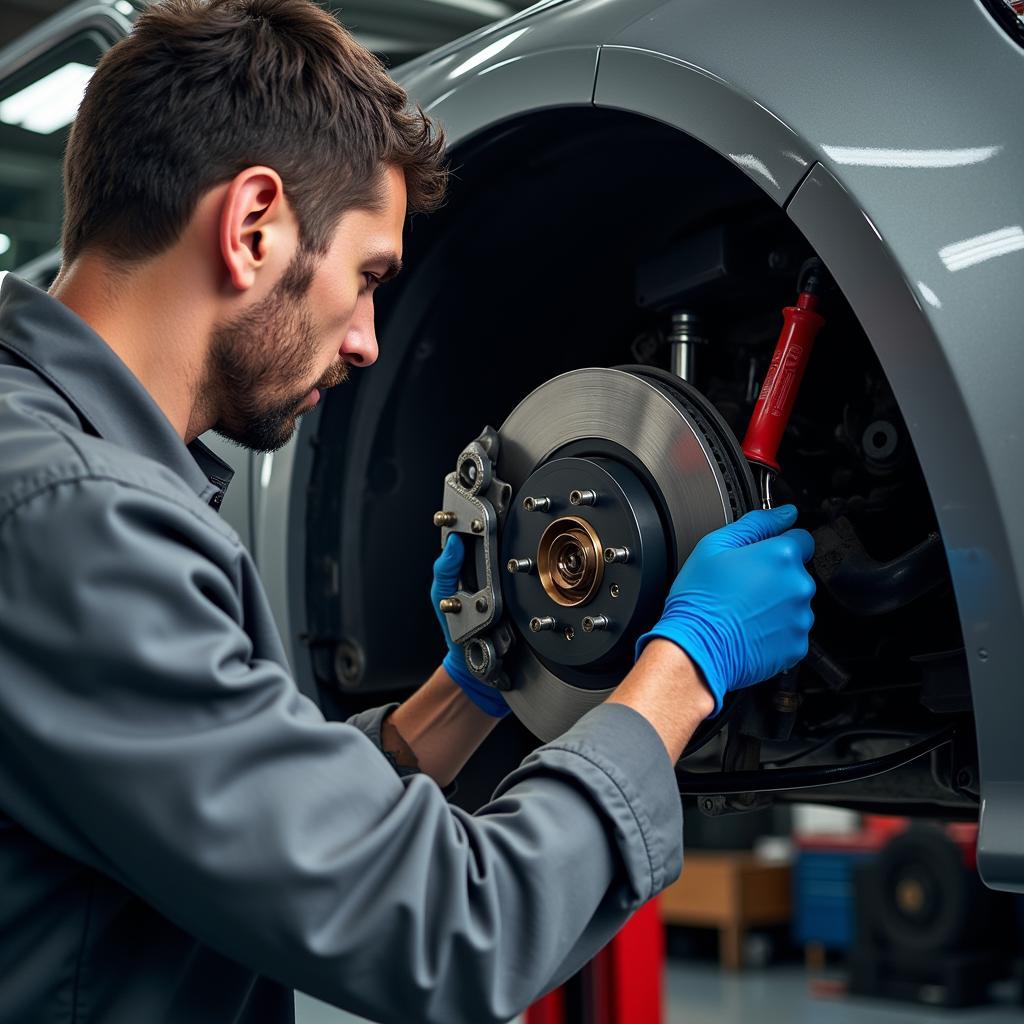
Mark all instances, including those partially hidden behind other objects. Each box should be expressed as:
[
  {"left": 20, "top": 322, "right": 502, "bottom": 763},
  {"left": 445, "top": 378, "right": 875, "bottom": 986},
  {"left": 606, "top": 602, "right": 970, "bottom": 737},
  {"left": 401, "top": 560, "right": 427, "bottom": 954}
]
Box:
[{"left": 209, "top": 165, "right": 406, "bottom": 453}]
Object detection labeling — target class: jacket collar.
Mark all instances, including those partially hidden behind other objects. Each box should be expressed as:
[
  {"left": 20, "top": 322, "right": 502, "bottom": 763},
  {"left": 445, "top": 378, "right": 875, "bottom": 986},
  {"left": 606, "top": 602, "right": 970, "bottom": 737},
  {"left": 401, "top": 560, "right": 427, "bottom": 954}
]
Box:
[{"left": 0, "top": 272, "right": 234, "bottom": 504}]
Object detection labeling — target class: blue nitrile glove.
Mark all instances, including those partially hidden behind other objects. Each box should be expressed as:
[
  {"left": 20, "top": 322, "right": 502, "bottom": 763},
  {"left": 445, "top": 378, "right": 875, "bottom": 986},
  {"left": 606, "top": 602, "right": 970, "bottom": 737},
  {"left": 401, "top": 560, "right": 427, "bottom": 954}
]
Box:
[
  {"left": 432, "top": 533, "right": 510, "bottom": 718},
  {"left": 636, "top": 505, "right": 816, "bottom": 716}
]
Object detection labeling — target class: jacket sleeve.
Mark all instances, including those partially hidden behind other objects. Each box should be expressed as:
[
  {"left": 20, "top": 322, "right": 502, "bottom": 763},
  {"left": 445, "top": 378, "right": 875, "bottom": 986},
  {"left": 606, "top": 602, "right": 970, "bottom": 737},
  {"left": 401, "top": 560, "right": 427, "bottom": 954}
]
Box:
[{"left": 0, "top": 475, "right": 683, "bottom": 1024}]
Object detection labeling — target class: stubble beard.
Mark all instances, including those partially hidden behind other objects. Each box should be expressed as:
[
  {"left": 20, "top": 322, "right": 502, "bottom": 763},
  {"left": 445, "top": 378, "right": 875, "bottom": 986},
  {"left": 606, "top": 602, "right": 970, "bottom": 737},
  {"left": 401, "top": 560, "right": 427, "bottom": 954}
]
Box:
[{"left": 207, "top": 251, "right": 348, "bottom": 454}]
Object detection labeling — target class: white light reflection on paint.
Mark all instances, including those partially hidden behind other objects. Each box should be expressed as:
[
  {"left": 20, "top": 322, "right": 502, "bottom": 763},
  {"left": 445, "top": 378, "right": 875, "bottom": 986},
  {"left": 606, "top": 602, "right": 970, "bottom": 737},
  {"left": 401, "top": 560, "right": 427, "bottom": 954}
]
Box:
[
  {"left": 260, "top": 452, "right": 274, "bottom": 490},
  {"left": 939, "top": 226, "right": 1024, "bottom": 272},
  {"left": 427, "top": 0, "right": 511, "bottom": 18},
  {"left": 448, "top": 28, "right": 529, "bottom": 78},
  {"left": 728, "top": 154, "right": 780, "bottom": 190},
  {"left": 822, "top": 145, "right": 1001, "bottom": 168},
  {"left": 917, "top": 282, "right": 941, "bottom": 309}
]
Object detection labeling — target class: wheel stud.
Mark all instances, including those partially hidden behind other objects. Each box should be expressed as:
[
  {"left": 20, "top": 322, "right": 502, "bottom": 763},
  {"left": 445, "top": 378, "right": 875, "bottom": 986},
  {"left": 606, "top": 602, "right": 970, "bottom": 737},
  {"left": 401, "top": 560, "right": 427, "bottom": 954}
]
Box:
[
  {"left": 569, "top": 489, "right": 597, "bottom": 507},
  {"left": 603, "top": 546, "right": 630, "bottom": 565},
  {"left": 530, "top": 616, "right": 557, "bottom": 632},
  {"left": 507, "top": 557, "right": 534, "bottom": 574},
  {"left": 523, "top": 496, "right": 551, "bottom": 512},
  {"left": 582, "top": 615, "right": 610, "bottom": 633}
]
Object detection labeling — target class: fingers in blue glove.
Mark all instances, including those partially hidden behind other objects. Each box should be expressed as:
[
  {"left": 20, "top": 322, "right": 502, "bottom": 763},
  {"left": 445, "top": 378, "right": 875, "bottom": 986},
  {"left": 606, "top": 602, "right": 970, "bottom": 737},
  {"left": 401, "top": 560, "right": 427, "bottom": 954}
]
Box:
[
  {"left": 431, "top": 533, "right": 509, "bottom": 718},
  {"left": 698, "top": 505, "right": 799, "bottom": 552},
  {"left": 776, "top": 527, "right": 816, "bottom": 564},
  {"left": 431, "top": 533, "right": 464, "bottom": 603}
]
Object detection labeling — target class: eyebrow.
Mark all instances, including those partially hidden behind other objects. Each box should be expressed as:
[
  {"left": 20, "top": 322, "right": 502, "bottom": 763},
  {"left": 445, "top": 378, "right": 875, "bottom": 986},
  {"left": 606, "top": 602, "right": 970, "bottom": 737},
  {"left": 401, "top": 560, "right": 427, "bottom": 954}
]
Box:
[{"left": 365, "top": 251, "right": 403, "bottom": 283}]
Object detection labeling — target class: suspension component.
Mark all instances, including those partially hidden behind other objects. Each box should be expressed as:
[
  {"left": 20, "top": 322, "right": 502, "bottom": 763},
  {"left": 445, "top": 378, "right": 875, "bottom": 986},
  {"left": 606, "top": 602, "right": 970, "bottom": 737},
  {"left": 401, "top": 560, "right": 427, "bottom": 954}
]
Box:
[{"left": 742, "top": 259, "right": 829, "bottom": 506}]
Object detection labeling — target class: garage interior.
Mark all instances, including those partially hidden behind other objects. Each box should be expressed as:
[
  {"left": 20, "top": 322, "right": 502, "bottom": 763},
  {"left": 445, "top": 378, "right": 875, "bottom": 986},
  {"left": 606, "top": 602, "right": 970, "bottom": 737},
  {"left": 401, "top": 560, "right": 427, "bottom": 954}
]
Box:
[{"left": 1, "top": 0, "right": 1022, "bottom": 1022}]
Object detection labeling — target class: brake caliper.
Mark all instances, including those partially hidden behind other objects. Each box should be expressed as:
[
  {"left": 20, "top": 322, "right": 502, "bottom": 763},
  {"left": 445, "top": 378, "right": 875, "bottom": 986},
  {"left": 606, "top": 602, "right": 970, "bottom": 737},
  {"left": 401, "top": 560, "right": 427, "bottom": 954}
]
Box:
[{"left": 434, "top": 427, "right": 516, "bottom": 691}]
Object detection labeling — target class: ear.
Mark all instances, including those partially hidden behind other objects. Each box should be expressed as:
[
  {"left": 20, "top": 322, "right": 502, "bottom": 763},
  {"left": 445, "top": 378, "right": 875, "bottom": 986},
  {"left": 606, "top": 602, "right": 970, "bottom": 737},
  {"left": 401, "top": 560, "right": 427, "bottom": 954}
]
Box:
[{"left": 218, "top": 166, "right": 295, "bottom": 292}]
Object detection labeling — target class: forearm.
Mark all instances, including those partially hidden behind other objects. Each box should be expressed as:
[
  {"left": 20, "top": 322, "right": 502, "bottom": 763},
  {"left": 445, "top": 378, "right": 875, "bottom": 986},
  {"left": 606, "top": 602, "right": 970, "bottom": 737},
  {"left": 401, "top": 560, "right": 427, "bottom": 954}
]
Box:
[
  {"left": 607, "top": 638, "right": 715, "bottom": 762},
  {"left": 384, "top": 664, "right": 501, "bottom": 787}
]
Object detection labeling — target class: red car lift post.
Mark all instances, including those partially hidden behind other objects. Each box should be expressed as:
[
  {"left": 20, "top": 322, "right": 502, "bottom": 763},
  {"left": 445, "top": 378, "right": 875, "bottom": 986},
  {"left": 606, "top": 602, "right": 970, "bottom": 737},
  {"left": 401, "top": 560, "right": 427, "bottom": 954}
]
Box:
[{"left": 526, "top": 898, "right": 665, "bottom": 1024}]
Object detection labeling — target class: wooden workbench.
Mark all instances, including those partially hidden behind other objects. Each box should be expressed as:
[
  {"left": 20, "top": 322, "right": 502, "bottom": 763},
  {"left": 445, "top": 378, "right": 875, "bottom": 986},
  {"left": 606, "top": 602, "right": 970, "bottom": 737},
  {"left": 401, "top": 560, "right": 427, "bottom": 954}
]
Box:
[{"left": 658, "top": 851, "right": 792, "bottom": 969}]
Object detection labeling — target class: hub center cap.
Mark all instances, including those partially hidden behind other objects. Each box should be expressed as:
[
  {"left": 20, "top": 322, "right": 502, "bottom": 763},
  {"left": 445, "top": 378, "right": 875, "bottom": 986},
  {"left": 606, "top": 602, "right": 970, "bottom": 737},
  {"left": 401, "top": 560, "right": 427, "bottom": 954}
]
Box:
[{"left": 538, "top": 516, "right": 604, "bottom": 607}]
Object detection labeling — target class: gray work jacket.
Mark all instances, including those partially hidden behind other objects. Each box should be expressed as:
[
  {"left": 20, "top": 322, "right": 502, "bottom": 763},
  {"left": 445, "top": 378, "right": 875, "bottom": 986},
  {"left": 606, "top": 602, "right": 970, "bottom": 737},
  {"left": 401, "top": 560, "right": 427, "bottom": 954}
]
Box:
[{"left": 0, "top": 272, "right": 683, "bottom": 1024}]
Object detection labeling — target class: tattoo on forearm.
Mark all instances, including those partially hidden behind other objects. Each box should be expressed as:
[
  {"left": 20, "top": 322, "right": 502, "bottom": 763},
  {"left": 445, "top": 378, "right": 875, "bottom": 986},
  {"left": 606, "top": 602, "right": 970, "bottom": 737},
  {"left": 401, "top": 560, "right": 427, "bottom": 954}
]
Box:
[{"left": 381, "top": 716, "right": 420, "bottom": 775}]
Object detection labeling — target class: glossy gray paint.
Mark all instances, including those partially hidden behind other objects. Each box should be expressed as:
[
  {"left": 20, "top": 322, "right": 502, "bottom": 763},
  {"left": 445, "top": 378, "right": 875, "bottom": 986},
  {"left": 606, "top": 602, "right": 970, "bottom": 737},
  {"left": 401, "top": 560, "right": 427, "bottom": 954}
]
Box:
[{"left": 593, "top": 46, "right": 815, "bottom": 203}]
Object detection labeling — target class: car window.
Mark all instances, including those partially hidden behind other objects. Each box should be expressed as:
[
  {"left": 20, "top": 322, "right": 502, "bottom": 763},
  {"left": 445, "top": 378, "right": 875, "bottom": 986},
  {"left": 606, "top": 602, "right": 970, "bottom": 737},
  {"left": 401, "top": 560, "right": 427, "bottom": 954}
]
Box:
[{"left": 0, "top": 33, "right": 105, "bottom": 279}]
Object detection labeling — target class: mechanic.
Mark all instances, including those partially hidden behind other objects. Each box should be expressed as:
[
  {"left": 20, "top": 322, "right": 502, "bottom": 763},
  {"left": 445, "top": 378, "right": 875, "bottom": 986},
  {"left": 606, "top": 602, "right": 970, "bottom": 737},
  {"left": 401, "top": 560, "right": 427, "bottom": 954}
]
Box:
[{"left": 0, "top": 1, "right": 816, "bottom": 1021}]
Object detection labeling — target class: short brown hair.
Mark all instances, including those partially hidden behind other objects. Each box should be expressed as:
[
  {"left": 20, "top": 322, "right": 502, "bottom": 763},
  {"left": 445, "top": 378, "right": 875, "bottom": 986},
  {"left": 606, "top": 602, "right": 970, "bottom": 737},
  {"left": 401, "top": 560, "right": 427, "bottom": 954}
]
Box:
[{"left": 61, "top": 0, "right": 447, "bottom": 264}]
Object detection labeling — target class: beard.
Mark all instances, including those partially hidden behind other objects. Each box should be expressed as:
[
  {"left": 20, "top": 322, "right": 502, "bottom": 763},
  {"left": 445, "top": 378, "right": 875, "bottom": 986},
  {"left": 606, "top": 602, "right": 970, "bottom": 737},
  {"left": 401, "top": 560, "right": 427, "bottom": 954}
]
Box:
[{"left": 207, "top": 251, "right": 348, "bottom": 453}]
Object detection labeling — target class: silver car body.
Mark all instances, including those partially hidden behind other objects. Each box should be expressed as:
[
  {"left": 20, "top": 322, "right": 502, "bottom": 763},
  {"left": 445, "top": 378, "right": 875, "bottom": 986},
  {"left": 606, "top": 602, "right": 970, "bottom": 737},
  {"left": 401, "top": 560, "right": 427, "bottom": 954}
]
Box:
[{"left": 309, "top": 0, "right": 1021, "bottom": 892}]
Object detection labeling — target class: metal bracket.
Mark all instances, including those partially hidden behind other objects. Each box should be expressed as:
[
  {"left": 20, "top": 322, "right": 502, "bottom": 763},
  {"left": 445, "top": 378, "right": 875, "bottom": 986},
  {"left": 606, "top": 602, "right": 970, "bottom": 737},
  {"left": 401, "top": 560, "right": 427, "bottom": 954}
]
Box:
[{"left": 436, "top": 426, "right": 514, "bottom": 689}]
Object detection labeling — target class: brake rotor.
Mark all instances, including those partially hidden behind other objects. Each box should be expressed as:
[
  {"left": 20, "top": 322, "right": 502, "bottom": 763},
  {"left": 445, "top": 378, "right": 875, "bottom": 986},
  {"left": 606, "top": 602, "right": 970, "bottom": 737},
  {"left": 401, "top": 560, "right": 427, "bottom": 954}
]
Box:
[{"left": 493, "top": 366, "right": 756, "bottom": 741}]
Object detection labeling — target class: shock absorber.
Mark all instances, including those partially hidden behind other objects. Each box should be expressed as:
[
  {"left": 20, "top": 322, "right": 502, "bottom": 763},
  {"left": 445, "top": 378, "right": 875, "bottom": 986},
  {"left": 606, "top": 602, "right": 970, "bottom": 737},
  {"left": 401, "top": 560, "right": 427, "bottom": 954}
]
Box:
[
  {"left": 742, "top": 259, "right": 829, "bottom": 508},
  {"left": 737, "top": 259, "right": 830, "bottom": 744}
]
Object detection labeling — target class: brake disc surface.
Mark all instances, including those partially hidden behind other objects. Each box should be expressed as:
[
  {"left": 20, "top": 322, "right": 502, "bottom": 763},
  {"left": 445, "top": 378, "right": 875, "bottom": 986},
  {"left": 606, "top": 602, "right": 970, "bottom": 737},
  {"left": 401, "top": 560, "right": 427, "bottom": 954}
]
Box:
[{"left": 489, "top": 366, "right": 756, "bottom": 740}]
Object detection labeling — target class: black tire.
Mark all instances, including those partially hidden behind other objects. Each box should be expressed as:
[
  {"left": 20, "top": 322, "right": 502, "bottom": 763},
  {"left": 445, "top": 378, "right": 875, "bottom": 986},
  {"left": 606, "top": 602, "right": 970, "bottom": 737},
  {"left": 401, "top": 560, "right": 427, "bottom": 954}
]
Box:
[{"left": 868, "top": 828, "right": 971, "bottom": 954}]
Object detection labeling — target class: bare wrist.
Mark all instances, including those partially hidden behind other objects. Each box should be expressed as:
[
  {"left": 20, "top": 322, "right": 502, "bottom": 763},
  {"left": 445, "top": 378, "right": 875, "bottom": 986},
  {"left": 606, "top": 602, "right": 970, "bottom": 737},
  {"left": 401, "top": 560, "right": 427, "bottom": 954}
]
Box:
[{"left": 608, "top": 638, "right": 715, "bottom": 761}]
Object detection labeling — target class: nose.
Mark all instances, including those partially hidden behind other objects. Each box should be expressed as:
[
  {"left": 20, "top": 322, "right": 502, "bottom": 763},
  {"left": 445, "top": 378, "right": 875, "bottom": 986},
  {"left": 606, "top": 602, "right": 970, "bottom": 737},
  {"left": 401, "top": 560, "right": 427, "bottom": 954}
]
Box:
[{"left": 340, "top": 293, "right": 379, "bottom": 368}]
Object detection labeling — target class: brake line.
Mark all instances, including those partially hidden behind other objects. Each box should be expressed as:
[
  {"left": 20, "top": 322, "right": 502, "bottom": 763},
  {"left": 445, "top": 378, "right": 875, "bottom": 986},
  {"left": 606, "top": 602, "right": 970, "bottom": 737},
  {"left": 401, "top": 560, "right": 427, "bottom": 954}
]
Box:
[{"left": 676, "top": 724, "right": 958, "bottom": 795}]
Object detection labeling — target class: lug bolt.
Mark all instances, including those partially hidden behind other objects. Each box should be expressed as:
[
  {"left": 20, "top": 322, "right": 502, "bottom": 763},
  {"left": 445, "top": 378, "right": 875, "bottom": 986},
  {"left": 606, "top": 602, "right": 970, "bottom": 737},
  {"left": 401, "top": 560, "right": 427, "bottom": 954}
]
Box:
[
  {"left": 433, "top": 511, "right": 456, "bottom": 527},
  {"left": 507, "top": 557, "right": 534, "bottom": 574},
  {"left": 610, "top": 584, "right": 621, "bottom": 598},
  {"left": 475, "top": 597, "right": 489, "bottom": 613},
  {"left": 603, "top": 546, "right": 631, "bottom": 565},
  {"left": 523, "top": 496, "right": 552, "bottom": 513},
  {"left": 582, "top": 615, "right": 610, "bottom": 633},
  {"left": 439, "top": 597, "right": 462, "bottom": 614},
  {"left": 569, "top": 489, "right": 597, "bottom": 507},
  {"left": 471, "top": 518, "right": 484, "bottom": 533},
  {"left": 530, "top": 616, "right": 557, "bottom": 632}
]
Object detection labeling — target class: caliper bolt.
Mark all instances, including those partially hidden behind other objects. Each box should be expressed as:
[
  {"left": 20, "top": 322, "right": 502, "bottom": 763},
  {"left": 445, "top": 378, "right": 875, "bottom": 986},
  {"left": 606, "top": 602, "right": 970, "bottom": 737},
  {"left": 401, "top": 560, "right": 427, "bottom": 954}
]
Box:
[
  {"left": 507, "top": 557, "right": 534, "bottom": 574},
  {"left": 569, "top": 489, "right": 597, "bottom": 507},
  {"left": 475, "top": 597, "right": 489, "bottom": 613},
  {"left": 603, "top": 546, "right": 631, "bottom": 565},
  {"left": 433, "top": 511, "right": 456, "bottom": 527},
  {"left": 522, "top": 496, "right": 551, "bottom": 513},
  {"left": 582, "top": 615, "right": 610, "bottom": 633},
  {"left": 465, "top": 638, "right": 491, "bottom": 675},
  {"left": 530, "top": 616, "right": 557, "bottom": 632},
  {"left": 470, "top": 518, "right": 484, "bottom": 533},
  {"left": 439, "top": 598, "right": 462, "bottom": 614}
]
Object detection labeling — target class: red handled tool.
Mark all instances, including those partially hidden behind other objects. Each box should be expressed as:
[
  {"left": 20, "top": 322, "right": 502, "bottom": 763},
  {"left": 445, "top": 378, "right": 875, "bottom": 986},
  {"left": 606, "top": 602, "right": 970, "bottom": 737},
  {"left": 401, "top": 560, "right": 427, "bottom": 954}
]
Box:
[{"left": 742, "top": 259, "right": 828, "bottom": 508}]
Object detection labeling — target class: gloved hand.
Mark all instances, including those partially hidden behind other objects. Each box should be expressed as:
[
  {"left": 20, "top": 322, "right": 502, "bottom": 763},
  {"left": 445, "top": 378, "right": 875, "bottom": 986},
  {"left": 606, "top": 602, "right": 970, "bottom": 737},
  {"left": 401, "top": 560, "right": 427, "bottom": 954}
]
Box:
[
  {"left": 432, "top": 533, "right": 510, "bottom": 718},
  {"left": 636, "top": 505, "right": 816, "bottom": 716}
]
